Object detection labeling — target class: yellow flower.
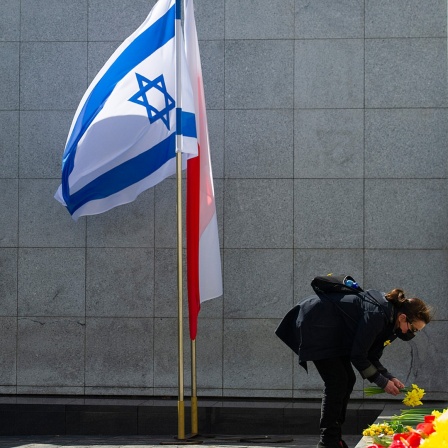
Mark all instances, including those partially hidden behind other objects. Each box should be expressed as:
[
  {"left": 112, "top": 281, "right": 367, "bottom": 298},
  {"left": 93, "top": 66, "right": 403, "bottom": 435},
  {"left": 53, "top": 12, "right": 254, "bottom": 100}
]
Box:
[
  {"left": 383, "top": 340, "right": 391, "bottom": 346},
  {"left": 403, "top": 384, "right": 425, "bottom": 407},
  {"left": 420, "top": 408, "right": 448, "bottom": 447},
  {"left": 362, "top": 422, "right": 394, "bottom": 437}
]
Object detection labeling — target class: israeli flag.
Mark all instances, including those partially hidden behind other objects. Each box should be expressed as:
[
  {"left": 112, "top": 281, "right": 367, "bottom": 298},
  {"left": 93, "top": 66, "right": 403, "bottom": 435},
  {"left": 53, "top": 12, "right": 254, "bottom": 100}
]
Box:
[{"left": 54, "top": 0, "right": 197, "bottom": 220}]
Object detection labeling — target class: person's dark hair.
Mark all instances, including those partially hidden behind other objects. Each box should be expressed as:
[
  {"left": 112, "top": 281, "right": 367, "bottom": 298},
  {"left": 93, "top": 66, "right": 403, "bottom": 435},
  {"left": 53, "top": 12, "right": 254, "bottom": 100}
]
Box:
[{"left": 385, "top": 288, "right": 433, "bottom": 324}]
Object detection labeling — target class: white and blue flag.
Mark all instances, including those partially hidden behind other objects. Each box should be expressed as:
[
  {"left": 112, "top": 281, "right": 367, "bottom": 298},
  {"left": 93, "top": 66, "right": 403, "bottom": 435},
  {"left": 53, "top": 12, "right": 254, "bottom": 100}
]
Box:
[{"left": 54, "top": 0, "right": 197, "bottom": 220}]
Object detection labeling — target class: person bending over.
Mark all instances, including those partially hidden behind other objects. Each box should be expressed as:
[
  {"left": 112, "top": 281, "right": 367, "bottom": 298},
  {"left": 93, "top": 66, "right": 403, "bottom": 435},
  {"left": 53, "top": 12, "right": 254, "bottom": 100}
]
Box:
[{"left": 276, "top": 284, "right": 432, "bottom": 448}]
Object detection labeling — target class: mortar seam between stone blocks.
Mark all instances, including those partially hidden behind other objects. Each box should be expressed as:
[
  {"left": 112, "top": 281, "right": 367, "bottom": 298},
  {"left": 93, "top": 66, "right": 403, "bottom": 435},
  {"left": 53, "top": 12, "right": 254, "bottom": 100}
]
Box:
[
  {"left": 221, "top": 0, "right": 227, "bottom": 397},
  {"left": 15, "top": 0, "right": 23, "bottom": 395},
  {"left": 362, "top": 0, "right": 366, "bottom": 296},
  {"left": 292, "top": 0, "right": 296, "bottom": 397}
]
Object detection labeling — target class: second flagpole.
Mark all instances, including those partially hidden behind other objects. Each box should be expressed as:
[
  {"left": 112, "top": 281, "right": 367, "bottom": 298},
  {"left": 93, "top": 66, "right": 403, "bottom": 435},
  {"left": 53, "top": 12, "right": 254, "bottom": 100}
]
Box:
[{"left": 175, "top": 0, "right": 185, "bottom": 441}]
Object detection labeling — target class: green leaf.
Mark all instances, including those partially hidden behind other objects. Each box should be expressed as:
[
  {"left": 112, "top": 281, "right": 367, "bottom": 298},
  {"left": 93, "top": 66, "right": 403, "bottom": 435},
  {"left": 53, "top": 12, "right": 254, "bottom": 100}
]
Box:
[{"left": 364, "top": 386, "right": 386, "bottom": 396}]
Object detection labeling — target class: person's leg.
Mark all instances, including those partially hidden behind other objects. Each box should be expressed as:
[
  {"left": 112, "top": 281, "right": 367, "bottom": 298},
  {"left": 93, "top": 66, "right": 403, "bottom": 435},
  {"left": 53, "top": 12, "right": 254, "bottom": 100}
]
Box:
[
  {"left": 313, "top": 357, "right": 351, "bottom": 448},
  {"left": 339, "top": 356, "right": 356, "bottom": 445}
]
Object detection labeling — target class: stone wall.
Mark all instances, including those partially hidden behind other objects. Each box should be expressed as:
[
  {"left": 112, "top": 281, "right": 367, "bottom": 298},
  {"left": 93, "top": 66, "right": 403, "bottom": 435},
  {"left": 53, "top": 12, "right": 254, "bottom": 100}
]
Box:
[{"left": 0, "top": 0, "right": 447, "bottom": 399}]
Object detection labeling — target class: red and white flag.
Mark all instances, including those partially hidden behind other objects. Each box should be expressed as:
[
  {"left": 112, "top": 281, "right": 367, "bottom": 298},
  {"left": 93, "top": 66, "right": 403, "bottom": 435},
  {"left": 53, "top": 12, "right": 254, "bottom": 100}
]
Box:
[{"left": 185, "top": 0, "right": 223, "bottom": 341}]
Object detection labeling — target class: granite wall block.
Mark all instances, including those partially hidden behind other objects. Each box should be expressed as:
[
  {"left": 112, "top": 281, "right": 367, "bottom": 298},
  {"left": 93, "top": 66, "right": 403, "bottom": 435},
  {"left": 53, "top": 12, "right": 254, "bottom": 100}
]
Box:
[
  {"left": 224, "top": 179, "right": 294, "bottom": 249},
  {"left": 365, "top": 180, "right": 448, "bottom": 249},
  {"left": 85, "top": 318, "right": 153, "bottom": 388},
  {"left": 0, "top": 111, "right": 18, "bottom": 178},
  {"left": 365, "top": 38, "right": 447, "bottom": 108},
  {"left": 19, "top": 111, "right": 74, "bottom": 178},
  {"left": 18, "top": 248, "right": 85, "bottom": 317},
  {"left": 0, "top": 43, "right": 19, "bottom": 110},
  {"left": 295, "top": 0, "right": 364, "bottom": 38},
  {"left": 21, "top": 0, "right": 87, "bottom": 41},
  {"left": 0, "top": 180, "right": 18, "bottom": 248},
  {"left": 20, "top": 42, "right": 87, "bottom": 110},
  {"left": 86, "top": 248, "right": 154, "bottom": 318},
  {"left": 0, "top": 249, "right": 18, "bottom": 317},
  {"left": 0, "top": 0, "right": 20, "bottom": 41},
  {"left": 225, "top": 109, "right": 294, "bottom": 179},
  {"left": 17, "top": 318, "right": 85, "bottom": 387},
  {"left": 295, "top": 39, "right": 364, "bottom": 108},
  {"left": 365, "top": 0, "right": 447, "bottom": 38},
  {"left": 226, "top": 0, "right": 294, "bottom": 39},
  {"left": 365, "top": 109, "right": 448, "bottom": 179},
  {"left": 294, "top": 179, "right": 364, "bottom": 249},
  {"left": 295, "top": 109, "right": 364, "bottom": 179},
  {"left": 225, "top": 40, "right": 294, "bottom": 109},
  {"left": 19, "top": 179, "right": 86, "bottom": 247}
]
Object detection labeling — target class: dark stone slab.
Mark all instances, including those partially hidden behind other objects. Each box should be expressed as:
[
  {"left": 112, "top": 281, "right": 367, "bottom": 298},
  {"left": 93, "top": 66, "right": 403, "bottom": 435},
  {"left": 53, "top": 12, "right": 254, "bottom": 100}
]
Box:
[
  {"left": 0, "top": 396, "right": 388, "bottom": 436},
  {"left": 67, "top": 409, "right": 138, "bottom": 435},
  {"left": 0, "top": 411, "right": 17, "bottom": 436}
]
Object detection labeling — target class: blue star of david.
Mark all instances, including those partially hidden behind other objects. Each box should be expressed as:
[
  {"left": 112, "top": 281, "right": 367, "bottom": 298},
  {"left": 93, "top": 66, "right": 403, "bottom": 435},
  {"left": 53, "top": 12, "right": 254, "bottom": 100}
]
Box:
[{"left": 128, "top": 73, "right": 175, "bottom": 130}]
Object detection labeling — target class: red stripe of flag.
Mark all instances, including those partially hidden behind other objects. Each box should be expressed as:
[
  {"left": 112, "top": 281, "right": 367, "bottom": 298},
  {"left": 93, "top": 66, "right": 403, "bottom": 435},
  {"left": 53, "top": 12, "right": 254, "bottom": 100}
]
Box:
[{"left": 187, "top": 149, "right": 200, "bottom": 340}]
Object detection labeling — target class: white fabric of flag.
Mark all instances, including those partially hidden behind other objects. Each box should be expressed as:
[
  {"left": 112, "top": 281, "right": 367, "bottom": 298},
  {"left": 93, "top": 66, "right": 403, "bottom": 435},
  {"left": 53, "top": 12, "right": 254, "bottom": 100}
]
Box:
[{"left": 54, "top": 0, "right": 197, "bottom": 220}]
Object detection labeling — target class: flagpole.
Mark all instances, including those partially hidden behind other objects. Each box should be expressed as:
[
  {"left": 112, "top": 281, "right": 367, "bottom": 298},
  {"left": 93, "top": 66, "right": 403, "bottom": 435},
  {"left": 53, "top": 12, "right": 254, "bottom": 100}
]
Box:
[
  {"left": 191, "top": 339, "right": 198, "bottom": 435},
  {"left": 175, "top": 0, "right": 185, "bottom": 441}
]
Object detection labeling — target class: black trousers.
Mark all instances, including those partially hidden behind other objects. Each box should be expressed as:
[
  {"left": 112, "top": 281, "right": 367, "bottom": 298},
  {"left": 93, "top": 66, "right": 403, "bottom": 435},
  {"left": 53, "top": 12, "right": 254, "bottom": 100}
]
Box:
[{"left": 313, "top": 356, "right": 356, "bottom": 447}]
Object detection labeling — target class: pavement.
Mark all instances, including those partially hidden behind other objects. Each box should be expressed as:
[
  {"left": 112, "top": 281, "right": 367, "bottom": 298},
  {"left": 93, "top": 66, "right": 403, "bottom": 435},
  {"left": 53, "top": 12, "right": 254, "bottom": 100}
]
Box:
[{"left": 0, "top": 434, "right": 363, "bottom": 448}]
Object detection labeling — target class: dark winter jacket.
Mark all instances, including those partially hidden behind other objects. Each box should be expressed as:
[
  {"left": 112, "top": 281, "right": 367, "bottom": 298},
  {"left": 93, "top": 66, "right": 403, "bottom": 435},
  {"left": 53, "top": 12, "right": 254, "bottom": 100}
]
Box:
[{"left": 275, "top": 289, "right": 398, "bottom": 388}]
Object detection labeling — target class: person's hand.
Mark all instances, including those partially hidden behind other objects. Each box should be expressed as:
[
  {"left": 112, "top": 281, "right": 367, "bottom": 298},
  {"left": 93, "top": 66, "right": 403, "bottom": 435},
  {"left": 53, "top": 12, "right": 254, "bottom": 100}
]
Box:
[
  {"left": 391, "top": 378, "right": 405, "bottom": 390},
  {"left": 384, "top": 380, "right": 401, "bottom": 396}
]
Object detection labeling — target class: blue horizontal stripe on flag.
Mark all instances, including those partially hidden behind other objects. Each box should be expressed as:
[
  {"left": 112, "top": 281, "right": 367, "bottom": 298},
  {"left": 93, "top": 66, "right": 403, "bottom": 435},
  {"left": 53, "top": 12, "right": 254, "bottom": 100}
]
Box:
[
  {"left": 66, "top": 133, "right": 176, "bottom": 216},
  {"left": 62, "top": 4, "right": 175, "bottom": 205}
]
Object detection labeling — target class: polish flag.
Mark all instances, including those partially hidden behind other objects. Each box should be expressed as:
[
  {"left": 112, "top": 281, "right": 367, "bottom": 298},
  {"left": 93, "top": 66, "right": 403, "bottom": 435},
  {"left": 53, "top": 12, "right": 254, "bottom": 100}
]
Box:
[{"left": 185, "top": 0, "right": 223, "bottom": 341}]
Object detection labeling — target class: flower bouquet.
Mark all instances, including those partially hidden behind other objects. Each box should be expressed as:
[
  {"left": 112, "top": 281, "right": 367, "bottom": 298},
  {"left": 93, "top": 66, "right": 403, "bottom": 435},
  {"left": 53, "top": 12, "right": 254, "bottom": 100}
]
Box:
[
  {"left": 364, "top": 408, "right": 447, "bottom": 448},
  {"left": 364, "top": 384, "right": 425, "bottom": 407},
  {"left": 362, "top": 383, "right": 447, "bottom": 446}
]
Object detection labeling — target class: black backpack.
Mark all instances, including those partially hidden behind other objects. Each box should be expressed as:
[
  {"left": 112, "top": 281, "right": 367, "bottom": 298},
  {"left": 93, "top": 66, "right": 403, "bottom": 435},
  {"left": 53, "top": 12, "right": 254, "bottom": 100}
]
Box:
[{"left": 311, "top": 274, "right": 364, "bottom": 295}]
